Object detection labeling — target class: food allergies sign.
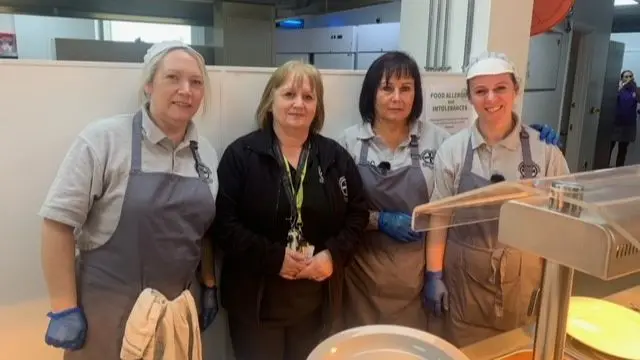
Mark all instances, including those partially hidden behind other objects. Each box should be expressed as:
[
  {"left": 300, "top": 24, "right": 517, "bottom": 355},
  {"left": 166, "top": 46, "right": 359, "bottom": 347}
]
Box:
[{"left": 425, "top": 86, "right": 471, "bottom": 134}]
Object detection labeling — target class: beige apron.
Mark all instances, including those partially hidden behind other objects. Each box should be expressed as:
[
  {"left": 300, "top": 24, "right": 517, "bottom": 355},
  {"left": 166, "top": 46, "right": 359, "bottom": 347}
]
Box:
[
  {"left": 444, "top": 127, "right": 542, "bottom": 347},
  {"left": 343, "top": 135, "right": 429, "bottom": 330}
]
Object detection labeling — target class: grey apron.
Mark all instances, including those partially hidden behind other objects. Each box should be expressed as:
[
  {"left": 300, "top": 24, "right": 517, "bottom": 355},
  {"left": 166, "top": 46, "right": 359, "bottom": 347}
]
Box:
[
  {"left": 444, "top": 127, "right": 542, "bottom": 347},
  {"left": 65, "top": 111, "right": 216, "bottom": 359},
  {"left": 343, "top": 135, "right": 429, "bottom": 330}
]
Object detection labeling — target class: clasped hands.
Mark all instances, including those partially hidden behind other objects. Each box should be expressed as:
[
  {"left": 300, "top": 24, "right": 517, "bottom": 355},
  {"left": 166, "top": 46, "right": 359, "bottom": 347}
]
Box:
[{"left": 279, "top": 248, "right": 333, "bottom": 282}]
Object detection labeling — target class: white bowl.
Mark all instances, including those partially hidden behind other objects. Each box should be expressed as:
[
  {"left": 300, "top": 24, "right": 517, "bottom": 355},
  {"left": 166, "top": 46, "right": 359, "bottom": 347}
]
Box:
[{"left": 307, "top": 325, "right": 470, "bottom": 360}]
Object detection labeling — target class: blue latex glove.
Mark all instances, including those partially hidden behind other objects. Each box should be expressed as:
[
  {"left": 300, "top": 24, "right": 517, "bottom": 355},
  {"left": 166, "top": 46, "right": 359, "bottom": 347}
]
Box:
[
  {"left": 44, "top": 307, "right": 87, "bottom": 350},
  {"left": 423, "top": 271, "right": 449, "bottom": 317},
  {"left": 200, "top": 285, "right": 219, "bottom": 332},
  {"left": 378, "top": 211, "right": 424, "bottom": 243},
  {"left": 530, "top": 124, "right": 559, "bottom": 146}
]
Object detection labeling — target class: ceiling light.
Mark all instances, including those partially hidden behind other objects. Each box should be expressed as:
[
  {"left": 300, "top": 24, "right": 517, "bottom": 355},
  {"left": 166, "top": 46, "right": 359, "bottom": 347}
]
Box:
[{"left": 615, "top": 0, "right": 638, "bottom": 6}]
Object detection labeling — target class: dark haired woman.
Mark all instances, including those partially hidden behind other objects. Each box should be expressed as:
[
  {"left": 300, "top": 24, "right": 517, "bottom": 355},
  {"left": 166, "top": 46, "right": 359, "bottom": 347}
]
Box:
[{"left": 610, "top": 70, "right": 639, "bottom": 167}]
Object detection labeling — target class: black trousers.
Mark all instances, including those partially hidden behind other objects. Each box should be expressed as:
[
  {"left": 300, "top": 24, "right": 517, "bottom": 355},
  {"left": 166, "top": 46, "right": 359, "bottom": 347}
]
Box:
[
  {"left": 228, "top": 309, "right": 324, "bottom": 360},
  {"left": 610, "top": 141, "right": 630, "bottom": 167}
]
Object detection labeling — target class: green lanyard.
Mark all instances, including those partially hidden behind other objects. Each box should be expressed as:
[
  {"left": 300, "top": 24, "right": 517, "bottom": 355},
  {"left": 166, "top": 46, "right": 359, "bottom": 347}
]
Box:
[{"left": 282, "top": 149, "right": 309, "bottom": 227}]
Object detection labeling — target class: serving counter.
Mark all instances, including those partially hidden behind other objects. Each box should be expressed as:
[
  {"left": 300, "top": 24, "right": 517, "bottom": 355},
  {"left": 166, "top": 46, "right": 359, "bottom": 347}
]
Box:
[
  {"left": 413, "top": 165, "right": 640, "bottom": 360},
  {"left": 307, "top": 167, "right": 640, "bottom": 360},
  {"left": 461, "top": 285, "right": 640, "bottom": 360}
]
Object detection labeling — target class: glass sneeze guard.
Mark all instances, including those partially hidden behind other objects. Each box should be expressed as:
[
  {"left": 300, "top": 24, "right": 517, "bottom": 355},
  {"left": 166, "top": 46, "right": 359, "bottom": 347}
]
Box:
[{"left": 413, "top": 165, "right": 640, "bottom": 360}]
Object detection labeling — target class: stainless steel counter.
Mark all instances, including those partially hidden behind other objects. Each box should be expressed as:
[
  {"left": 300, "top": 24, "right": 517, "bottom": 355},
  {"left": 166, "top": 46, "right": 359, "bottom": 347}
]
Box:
[{"left": 460, "top": 285, "right": 640, "bottom": 360}]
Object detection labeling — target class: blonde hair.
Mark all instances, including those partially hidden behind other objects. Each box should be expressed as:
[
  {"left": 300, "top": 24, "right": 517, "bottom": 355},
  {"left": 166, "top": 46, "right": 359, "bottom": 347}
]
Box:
[
  {"left": 256, "top": 61, "right": 325, "bottom": 133},
  {"left": 138, "top": 45, "right": 211, "bottom": 116}
]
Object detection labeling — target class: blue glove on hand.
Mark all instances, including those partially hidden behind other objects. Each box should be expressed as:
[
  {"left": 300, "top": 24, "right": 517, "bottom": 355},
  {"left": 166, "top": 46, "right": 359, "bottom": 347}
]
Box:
[
  {"left": 423, "top": 271, "right": 449, "bottom": 317},
  {"left": 530, "top": 124, "right": 559, "bottom": 146},
  {"left": 378, "top": 212, "right": 424, "bottom": 243},
  {"left": 44, "top": 307, "right": 87, "bottom": 350},
  {"left": 200, "top": 285, "right": 219, "bottom": 332}
]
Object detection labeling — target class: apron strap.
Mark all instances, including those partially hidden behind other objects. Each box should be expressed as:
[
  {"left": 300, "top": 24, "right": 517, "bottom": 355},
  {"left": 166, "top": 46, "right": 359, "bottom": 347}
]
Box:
[
  {"left": 131, "top": 111, "right": 144, "bottom": 173},
  {"left": 461, "top": 127, "right": 536, "bottom": 180},
  {"left": 409, "top": 135, "right": 420, "bottom": 167},
  {"left": 461, "top": 135, "right": 475, "bottom": 176},
  {"left": 189, "top": 141, "right": 214, "bottom": 183},
  {"left": 131, "top": 109, "right": 212, "bottom": 183},
  {"left": 518, "top": 127, "right": 536, "bottom": 179},
  {"left": 360, "top": 134, "right": 421, "bottom": 169},
  {"left": 358, "top": 138, "right": 371, "bottom": 166}
]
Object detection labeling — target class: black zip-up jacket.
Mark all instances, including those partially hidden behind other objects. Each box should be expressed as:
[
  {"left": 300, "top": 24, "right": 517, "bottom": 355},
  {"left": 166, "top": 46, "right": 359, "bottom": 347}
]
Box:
[{"left": 211, "top": 127, "right": 369, "bottom": 329}]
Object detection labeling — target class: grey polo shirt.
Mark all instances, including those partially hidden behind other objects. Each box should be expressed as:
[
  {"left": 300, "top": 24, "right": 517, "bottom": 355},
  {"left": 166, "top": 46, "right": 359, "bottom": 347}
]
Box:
[
  {"left": 338, "top": 119, "right": 451, "bottom": 198},
  {"left": 39, "top": 108, "right": 219, "bottom": 251},
  {"left": 431, "top": 117, "right": 570, "bottom": 202}
]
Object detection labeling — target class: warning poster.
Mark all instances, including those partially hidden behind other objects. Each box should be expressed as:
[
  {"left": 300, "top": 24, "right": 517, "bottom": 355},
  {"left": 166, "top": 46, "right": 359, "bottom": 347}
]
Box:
[{"left": 425, "top": 85, "right": 471, "bottom": 134}]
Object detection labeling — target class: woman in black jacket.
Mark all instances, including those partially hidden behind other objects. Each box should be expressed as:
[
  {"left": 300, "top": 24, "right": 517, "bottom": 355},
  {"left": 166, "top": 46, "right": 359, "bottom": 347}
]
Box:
[{"left": 212, "top": 60, "right": 369, "bottom": 360}]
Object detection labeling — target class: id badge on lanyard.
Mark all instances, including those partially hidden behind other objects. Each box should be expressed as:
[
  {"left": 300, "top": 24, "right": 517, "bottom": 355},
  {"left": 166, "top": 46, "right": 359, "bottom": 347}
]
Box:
[{"left": 274, "top": 141, "right": 315, "bottom": 259}]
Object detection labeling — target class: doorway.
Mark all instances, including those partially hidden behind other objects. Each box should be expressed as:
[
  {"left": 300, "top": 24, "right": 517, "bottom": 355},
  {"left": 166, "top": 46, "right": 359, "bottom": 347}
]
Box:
[
  {"left": 562, "top": 27, "right": 596, "bottom": 172},
  {"left": 595, "top": 40, "right": 625, "bottom": 169},
  {"left": 558, "top": 30, "right": 582, "bottom": 155}
]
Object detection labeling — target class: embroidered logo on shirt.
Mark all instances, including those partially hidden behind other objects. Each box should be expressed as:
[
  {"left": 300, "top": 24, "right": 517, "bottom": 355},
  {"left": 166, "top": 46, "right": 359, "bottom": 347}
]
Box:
[
  {"left": 518, "top": 161, "right": 541, "bottom": 178},
  {"left": 420, "top": 149, "right": 437, "bottom": 169},
  {"left": 338, "top": 176, "right": 348, "bottom": 202}
]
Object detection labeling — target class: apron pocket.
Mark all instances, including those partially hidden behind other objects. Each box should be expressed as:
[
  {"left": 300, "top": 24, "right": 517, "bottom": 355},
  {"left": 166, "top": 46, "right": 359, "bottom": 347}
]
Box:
[
  {"left": 446, "top": 246, "right": 492, "bottom": 327},
  {"left": 356, "top": 234, "right": 424, "bottom": 299},
  {"left": 463, "top": 247, "right": 522, "bottom": 285},
  {"left": 459, "top": 248, "right": 525, "bottom": 330},
  {"left": 446, "top": 242, "right": 523, "bottom": 328}
]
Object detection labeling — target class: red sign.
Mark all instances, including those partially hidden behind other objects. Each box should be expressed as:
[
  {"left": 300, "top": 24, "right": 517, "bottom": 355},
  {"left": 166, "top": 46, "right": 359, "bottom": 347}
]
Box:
[{"left": 0, "top": 32, "right": 18, "bottom": 58}]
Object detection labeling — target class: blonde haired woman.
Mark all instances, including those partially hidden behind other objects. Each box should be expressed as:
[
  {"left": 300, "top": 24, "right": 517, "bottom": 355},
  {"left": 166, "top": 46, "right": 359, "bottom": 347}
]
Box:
[
  {"left": 212, "top": 61, "right": 369, "bottom": 359},
  {"left": 39, "top": 41, "right": 219, "bottom": 359}
]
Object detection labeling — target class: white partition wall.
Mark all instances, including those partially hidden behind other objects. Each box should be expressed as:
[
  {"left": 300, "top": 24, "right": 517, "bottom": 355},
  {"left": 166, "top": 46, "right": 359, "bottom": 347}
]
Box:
[{"left": 0, "top": 59, "right": 466, "bottom": 359}]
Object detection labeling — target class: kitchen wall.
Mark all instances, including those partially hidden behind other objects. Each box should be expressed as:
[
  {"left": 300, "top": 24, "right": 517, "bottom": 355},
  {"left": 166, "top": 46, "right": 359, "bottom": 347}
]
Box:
[
  {"left": 216, "top": 2, "right": 276, "bottom": 67},
  {"left": 521, "top": 29, "right": 570, "bottom": 129},
  {"left": 610, "top": 32, "right": 640, "bottom": 84},
  {"left": 0, "top": 13, "right": 14, "bottom": 32}
]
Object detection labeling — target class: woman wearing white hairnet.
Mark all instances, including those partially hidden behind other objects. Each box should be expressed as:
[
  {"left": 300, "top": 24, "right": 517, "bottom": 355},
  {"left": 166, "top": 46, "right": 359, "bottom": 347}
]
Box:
[
  {"left": 424, "top": 52, "right": 570, "bottom": 347},
  {"left": 39, "top": 41, "right": 219, "bottom": 359}
]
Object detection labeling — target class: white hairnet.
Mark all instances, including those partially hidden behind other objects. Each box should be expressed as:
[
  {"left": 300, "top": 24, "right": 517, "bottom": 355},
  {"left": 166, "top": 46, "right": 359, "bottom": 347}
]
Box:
[
  {"left": 143, "top": 40, "right": 192, "bottom": 65},
  {"left": 465, "top": 52, "right": 517, "bottom": 80}
]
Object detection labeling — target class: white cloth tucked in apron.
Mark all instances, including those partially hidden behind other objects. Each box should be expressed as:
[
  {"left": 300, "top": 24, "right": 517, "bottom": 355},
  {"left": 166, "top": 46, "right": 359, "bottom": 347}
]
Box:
[{"left": 120, "top": 288, "right": 202, "bottom": 360}]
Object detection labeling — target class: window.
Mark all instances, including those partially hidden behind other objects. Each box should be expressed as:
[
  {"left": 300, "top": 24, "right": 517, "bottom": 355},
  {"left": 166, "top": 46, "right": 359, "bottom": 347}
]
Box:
[
  {"left": 614, "top": 0, "right": 639, "bottom": 6},
  {"left": 107, "top": 20, "right": 192, "bottom": 44}
]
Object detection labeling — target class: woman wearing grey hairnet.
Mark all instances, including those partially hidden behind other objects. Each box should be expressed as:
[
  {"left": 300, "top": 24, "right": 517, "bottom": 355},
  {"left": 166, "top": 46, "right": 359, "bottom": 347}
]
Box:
[{"left": 39, "top": 41, "right": 220, "bottom": 359}]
